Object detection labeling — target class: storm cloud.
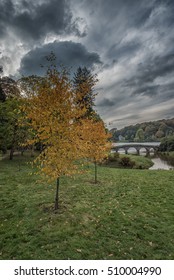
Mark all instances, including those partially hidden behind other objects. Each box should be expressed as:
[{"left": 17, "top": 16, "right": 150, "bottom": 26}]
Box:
[
  {"left": 98, "top": 98, "right": 115, "bottom": 107},
  {"left": 125, "top": 55, "right": 174, "bottom": 89},
  {"left": 0, "top": 0, "right": 85, "bottom": 41},
  {"left": 19, "top": 41, "right": 102, "bottom": 76},
  {"left": 1, "top": 0, "right": 174, "bottom": 128}
]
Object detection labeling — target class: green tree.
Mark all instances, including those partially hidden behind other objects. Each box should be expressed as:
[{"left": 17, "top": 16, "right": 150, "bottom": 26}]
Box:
[
  {"left": 134, "top": 128, "right": 144, "bottom": 142},
  {"left": 0, "top": 84, "right": 6, "bottom": 102},
  {"left": 0, "top": 76, "right": 20, "bottom": 99},
  {"left": 159, "top": 136, "right": 174, "bottom": 152},
  {"left": 0, "top": 75, "right": 29, "bottom": 158},
  {"left": 144, "top": 124, "right": 157, "bottom": 140},
  {"left": 0, "top": 97, "right": 28, "bottom": 159}
]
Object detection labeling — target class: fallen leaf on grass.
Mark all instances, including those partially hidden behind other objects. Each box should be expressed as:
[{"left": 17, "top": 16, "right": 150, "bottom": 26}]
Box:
[{"left": 76, "top": 249, "right": 82, "bottom": 253}]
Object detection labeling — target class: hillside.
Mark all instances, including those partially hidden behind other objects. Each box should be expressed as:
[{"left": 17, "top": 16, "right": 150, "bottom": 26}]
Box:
[{"left": 110, "top": 118, "right": 174, "bottom": 142}]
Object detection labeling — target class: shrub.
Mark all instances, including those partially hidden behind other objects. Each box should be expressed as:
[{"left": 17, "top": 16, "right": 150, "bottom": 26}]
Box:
[
  {"left": 120, "top": 156, "right": 135, "bottom": 168},
  {"left": 108, "top": 152, "right": 120, "bottom": 162}
]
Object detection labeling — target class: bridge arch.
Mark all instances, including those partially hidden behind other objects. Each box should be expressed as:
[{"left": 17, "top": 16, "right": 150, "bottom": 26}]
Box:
[
  {"left": 117, "top": 147, "right": 126, "bottom": 154},
  {"left": 112, "top": 143, "right": 160, "bottom": 155},
  {"left": 138, "top": 147, "right": 146, "bottom": 155},
  {"left": 126, "top": 146, "right": 137, "bottom": 154}
]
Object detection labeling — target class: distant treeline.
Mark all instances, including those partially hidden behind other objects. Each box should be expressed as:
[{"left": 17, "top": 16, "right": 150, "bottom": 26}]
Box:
[{"left": 110, "top": 118, "right": 174, "bottom": 142}]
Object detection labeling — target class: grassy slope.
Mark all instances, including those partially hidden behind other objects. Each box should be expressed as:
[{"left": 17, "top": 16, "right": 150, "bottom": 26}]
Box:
[{"left": 0, "top": 154, "right": 174, "bottom": 260}]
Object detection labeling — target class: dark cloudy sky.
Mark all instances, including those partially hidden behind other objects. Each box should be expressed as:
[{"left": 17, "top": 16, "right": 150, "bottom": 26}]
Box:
[{"left": 0, "top": 0, "right": 174, "bottom": 129}]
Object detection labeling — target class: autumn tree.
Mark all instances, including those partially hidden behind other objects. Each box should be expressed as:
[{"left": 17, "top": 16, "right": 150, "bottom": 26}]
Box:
[
  {"left": 79, "top": 119, "right": 111, "bottom": 183},
  {"left": 155, "top": 129, "right": 165, "bottom": 139},
  {"left": 20, "top": 64, "right": 92, "bottom": 210},
  {"left": 20, "top": 53, "right": 112, "bottom": 209},
  {"left": 73, "top": 67, "right": 110, "bottom": 181}
]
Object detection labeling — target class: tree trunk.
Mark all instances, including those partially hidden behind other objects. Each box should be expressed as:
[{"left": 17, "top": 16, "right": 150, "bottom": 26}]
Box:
[
  {"left": 9, "top": 147, "right": 14, "bottom": 160},
  {"left": 9, "top": 124, "right": 18, "bottom": 160},
  {"left": 30, "top": 145, "right": 34, "bottom": 157},
  {"left": 21, "top": 147, "right": 24, "bottom": 156},
  {"left": 54, "top": 177, "right": 60, "bottom": 210},
  {"left": 40, "top": 143, "right": 43, "bottom": 152},
  {"left": 94, "top": 161, "right": 97, "bottom": 184}
]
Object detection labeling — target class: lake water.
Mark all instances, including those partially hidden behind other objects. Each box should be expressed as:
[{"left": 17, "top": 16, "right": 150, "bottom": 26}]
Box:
[
  {"left": 149, "top": 157, "right": 174, "bottom": 170},
  {"left": 113, "top": 142, "right": 174, "bottom": 170}
]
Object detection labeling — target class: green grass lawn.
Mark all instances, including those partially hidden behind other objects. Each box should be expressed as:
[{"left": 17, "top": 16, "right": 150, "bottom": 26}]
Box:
[{"left": 0, "top": 154, "right": 174, "bottom": 260}]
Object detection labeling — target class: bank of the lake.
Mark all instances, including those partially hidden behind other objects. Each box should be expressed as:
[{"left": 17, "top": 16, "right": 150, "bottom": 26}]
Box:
[
  {"left": 112, "top": 142, "right": 174, "bottom": 170},
  {"left": 106, "top": 153, "right": 153, "bottom": 169},
  {"left": 1, "top": 154, "right": 174, "bottom": 260},
  {"left": 149, "top": 156, "right": 174, "bottom": 170},
  {"left": 159, "top": 151, "right": 174, "bottom": 165}
]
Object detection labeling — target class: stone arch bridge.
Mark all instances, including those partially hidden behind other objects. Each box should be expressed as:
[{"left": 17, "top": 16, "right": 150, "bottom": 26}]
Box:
[{"left": 112, "top": 142, "right": 160, "bottom": 155}]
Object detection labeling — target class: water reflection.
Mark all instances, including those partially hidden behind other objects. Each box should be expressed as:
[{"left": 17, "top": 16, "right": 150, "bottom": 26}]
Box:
[{"left": 149, "top": 157, "right": 174, "bottom": 170}]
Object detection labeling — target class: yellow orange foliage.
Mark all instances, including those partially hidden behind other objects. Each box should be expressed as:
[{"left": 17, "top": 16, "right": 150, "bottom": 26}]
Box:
[
  {"left": 20, "top": 65, "right": 111, "bottom": 183},
  {"left": 78, "top": 119, "right": 112, "bottom": 163},
  {"left": 21, "top": 68, "right": 88, "bottom": 181}
]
